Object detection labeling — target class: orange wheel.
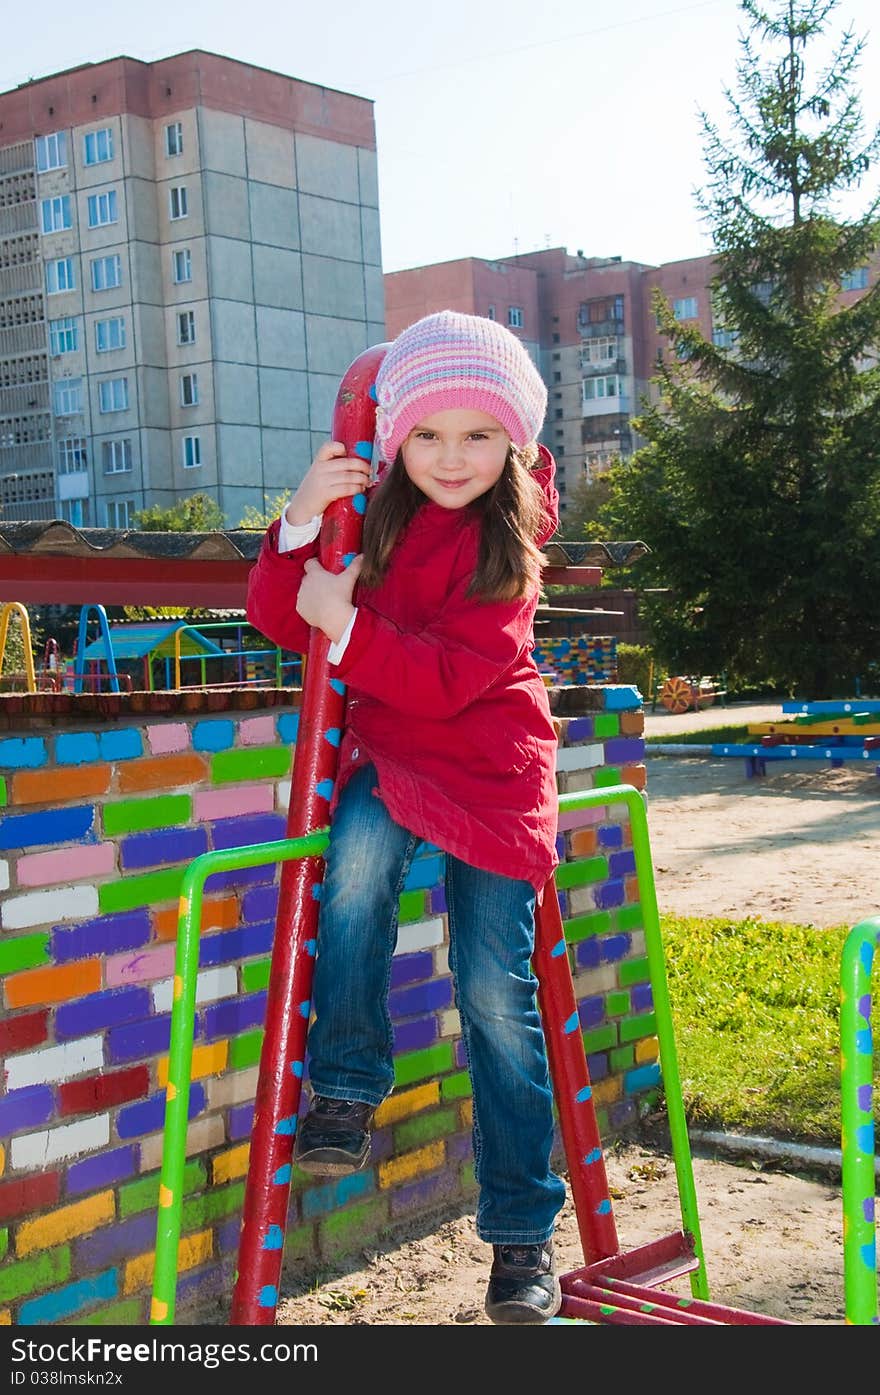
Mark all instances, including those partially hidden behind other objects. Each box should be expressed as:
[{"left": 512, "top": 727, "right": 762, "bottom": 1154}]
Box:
[{"left": 659, "top": 676, "right": 695, "bottom": 713}]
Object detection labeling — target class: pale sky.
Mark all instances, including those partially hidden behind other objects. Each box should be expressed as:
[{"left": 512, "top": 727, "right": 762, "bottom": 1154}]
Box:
[{"left": 2, "top": 0, "right": 878, "bottom": 273}]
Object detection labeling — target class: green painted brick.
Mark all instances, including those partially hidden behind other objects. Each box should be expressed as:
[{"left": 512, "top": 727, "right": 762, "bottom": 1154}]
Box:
[
  {"left": 182, "top": 1181, "right": 246, "bottom": 1230},
  {"left": 563, "top": 909, "right": 611, "bottom": 943},
  {"left": 616, "top": 903, "right": 644, "bottom": 932},
  {"left": 0, "top": 1246, "right": 71, "bottom": 1304},
  {"left": 606, "top": 989, "right": 631, "bottom": 1016},
  {"left": 319, "top": 1196, "right": 389, "bottom": 1261},
  {"left": 440, "top": 1070, "right": 472, "bottom": 1102},
  {"left": 102, "top": 793, "right": 192, "bottom": 837},
  {"left": 99, "top": 866, "right": 185, "bottom": 914},
  {"left": 395, "top": 1106, "right": 458, "bottom": 1151},
  {"left": 281, "top": 1220, "right": 318, "bottom": 1267},
  {"left": 64, "top": 1298, "right": 143, "bottom": 1326},
  {"left": 228, "top": 1028, "right": 264, "bottom": 1070},
  {"left": 119, "top": 1160, "right": 206, "bottom": 1218},
  {"left": 593, "top": 766, "right": 622, "bottom": 788},
  {"left": 582, "top": 1024, "right": 616, "bottom": 1053},
  {"left": 393, "top": 1042, "right": 455, "bottom": 1088},
  {"left": 596, "top": 1107, "right": 610, "bottom": 1136},
  {"left": 460, "top": 1161, "right": 477, "bottom": 1193},
  {"left": 593, "top": 714, "right": 620, "bottom": 738},
  {"left": 212, "top": 747, "right": 291, "bottom": 784},
  {"left": 398, "top": 889, "right": 427, "bottom": 923},
  {"left": 241, "top": 958, "right": 271, "bottom": 992},
  {"left": 0, "top": 1229, "right": 7, "bottom": 1260},
  {"left": 554, "top": 855, "right": 608, "bottom": 890},
  {"left": 619, "top": 955, "right": 650, "bottom": 987},
  {"left": 0, "top": 931, "right": 51, "bottom": 975},
  {"left": 610, "top": 1045, "right": 635, "bottom": 1072},
  {"left": 0, "top": 776, "right": 7, "bottom": 806},
  {"left": 619, "top": 1011, "right": 657, "bottom": 1044}
]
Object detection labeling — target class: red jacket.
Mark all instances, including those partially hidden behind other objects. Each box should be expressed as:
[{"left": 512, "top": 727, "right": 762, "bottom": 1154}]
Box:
[{"left": 246, "top": 447, "right": 560, "bottom": 893}]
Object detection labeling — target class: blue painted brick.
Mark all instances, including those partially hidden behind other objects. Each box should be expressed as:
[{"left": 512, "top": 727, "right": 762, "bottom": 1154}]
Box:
[
  {"left": 0, "top": 804, "right": 94, "bottom": 851},
  {"left": 192, "top": 719, "right": 236, "bottom": 752},
  {"left": 52, "top": 909, "right": 151, "bottom": 964},
  {"left": 597, "top": 825, "right": 624, "bottom": 849},
  {"left": 429, "top": 884, "right": 447, "bottom": 914},
  {"left": 404, "top": 853, "right": 444, "bottom": 891},
  {"left": 555, "top": 832, "right": 566, "bottom": 858},
  {"left": 602, "top": 686, "right": 642, "bottom": 712},
  {"left": 599, "top": 933, "right": 631, "bottom": 963},
  {"left": 390, "top": 951, "right": 434, "bottom": 989},
  {"left": 18, "top": 1268, "right": 118, "bottom": 1326},
  {"left": 120, "top": 825, "right": 208, "bottom": 871},
  {"left": 577, "top": 996, "right": 606, "bottom": 1030},
  {"left": 276, "top": 713, "right": 300, "bottom": 744},
  {"left": 609, "top": 1098, "right": 638, "bottom": 1131},
  {"left": 201, "top": 991, "right": 267, "bottom": 1041},
  {"left": 67, "top": 1145, "right": 139, "bottom": 1196},
  {"left": 0, "top": 737, "right": 47, "bottom": 770},
  {"left": 586, "top": 1052, "right": 609, "bottom": 1082},
  {"left": 625, "top": 1062, "right": 662, "bottom": 1095},
  {"left": 594, "top": 879, "right": 626, "bottom": 910},
  {"left": 454, "top": 1038, "right": 467, "bottom": 1070},
  {"left": 177, "top": 1263, "right": 231, "bottom": 1309},
  {"left": 75, "top": 1210, "right": 157, "bottom": 1270},
  {"left": 198, "top": 922, "right": 274, "bottom": 968},
  {"left": 0, "top": 1084, "right": 54, "bottom": 1135},
  {"left": 99, "top": 728, "right": 144, "bottom": 762},
  {"left": 117, "top": 1083, "right": 205, "bottom": 1139},
  {"left": 55, "top": 733, "right": 99, "bottom": 766},
  {"left": 211, "top": 813, "right": 287, "bottom": 851},
  {"left": 393, "top": 1015, "right": 438, "bottom": 1053},
  {"left": 217, "top": 1216, "right": 243, "bottom": 1253},
  {"left": 228, "top": 1102, "right": 255, "bottom": 1141},
  {"left": 575, "top": 939, "right": 601, "bottom": 970},
  {"left": 565, "top": 717, "right": 595, "bottom": 742},
  {"left": 301, "top": 1170, "right": 374, "bottom": 1220},
  {"left": 241, "top": 884, "right": 279, "bottom": 923},
  {"left": 107, "top": 1015, "right": 173, "bottom": 1064},
  {"left": 204, "top": 864, "right": 276, "bottom": 894},
  {"left": 632, "top": 983, "right": 654, "bottom": 1013},
  {"left": 56, "top": 986, "right": 152, "bottom": 1040},
  {"left": 609, "top": 849, "right": 637, "bottom": 878},
  {"left": 389, "top": 977, "right": 453, "bottom": 1019},
  {"left": 604, "top": 737, "right": 645, "bottom": 764}
]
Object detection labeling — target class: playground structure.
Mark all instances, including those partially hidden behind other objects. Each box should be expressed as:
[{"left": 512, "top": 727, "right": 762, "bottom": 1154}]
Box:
[{"left": 713, "top": 699, "right": 880, "bottom": 777}]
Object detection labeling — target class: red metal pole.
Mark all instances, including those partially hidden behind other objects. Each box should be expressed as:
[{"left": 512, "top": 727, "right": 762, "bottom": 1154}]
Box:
[{"left": 231, "top": 342, "right": 388, "bottom": 1325}]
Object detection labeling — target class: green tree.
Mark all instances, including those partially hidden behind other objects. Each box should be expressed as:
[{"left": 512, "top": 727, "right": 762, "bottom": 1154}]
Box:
[
  {"left": 238, "top": 492, "right": 290, "bottom": 530},
  {"left": 592, "top": 0, "right": 880, "bottom": 698},
  {"left": 133, "top": 492, "right": 225, "bottom": 533},
  {"left": 560, "top": 472, "right": 614, "bottom": 540}
]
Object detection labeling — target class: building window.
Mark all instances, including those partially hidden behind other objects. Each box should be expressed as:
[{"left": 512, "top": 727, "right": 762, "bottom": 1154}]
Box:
[
  {"left": 487, "top": 305, "right": 496, "bottom": 321},
  {"left": 106, "top": 497, "right": 136, "bottom": 528},
  {"left": 713, "top": 327, "right": 739, "bottom": 349},
  {"left": 508, "top": 306, "right": 523, "bottom": 328},
  {"left": 182, "top": 434, "right": 202, "bottom": 468},
  {"left": 611, "top": 295, "right": 625, "bottom": 323},
  {"left": 98, "top": 377, "right": 129, "bottom": 413},
  {"left": 102, "top": 438, "right": 132, "bottom": 474},
  {"left": 49, "top": 317, "right": 79, "bottom": 355},
  {"left": 83, "top": 128, "right": 114, "bottom": 165},
  {"left": 87, "top": 190, "right": 118, "bottom": 228},
  {"left": 54, "top": 378, "right": 83, "bottom": 416},
  {"left": 35, "top": 132, "right": 67, "bottom": 172},
  {"left": 172, "top": 248, "right": 192, "bottom": 284},
  {"left": 95, "top": 316, "right": 126, "bottom": 352},
  {"left": 165, "top": 122, "right": 184, "bottom": 157},
  {"left": 40, "top": 196, "right": 72, "bottom": 234},
  {"left": 57, "top": 438, "right": 88, "bottom": 474},
  {"left": 180, "top": 373, "right": 199, "bottom": 407},
  {"left": 673, "top": 296, "right": 698, "bottom": 321},
  {"left": 582, "top": 375, "right": 620, "bottom": 402},
  {"left": 177, "top": 310, "right": 196, "bottom": 345},
  {"left": 46, "top": 257, "right": 75, "bottom": 295},
  {"left": 169, "top": 185, "right": 188, "bottom": 220},
  {"left": 91, "top": 254, "right": 122, "bottom": 291},
  {"left": 841, "top": 266, "right": 869, "bottom": 292},
  {"left": 60, "top": 498, "right": 90, "bottom": 526},
  {"left": 580, "top": 337, "right": 618, "bottom": 367}
]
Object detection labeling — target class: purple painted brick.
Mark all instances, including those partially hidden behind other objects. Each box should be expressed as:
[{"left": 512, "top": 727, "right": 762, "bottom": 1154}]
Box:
[
  {"left": 117, "top": 1084, "right": 205, "bottom": 1139},
  {"left": 389, "top": 977, "right": 453, "bottom": 1019},
  {"left": 211, "top": 813, "right": 287, "bottom": 851},
  {"left": 389, "top": 1166, "right": 462, "bottom": 1219},
  {"left": 52, "top": 909, "right": 151, "bottom": 965},
  {"left": 599, "top": 933, "right": 631, "bottom": 964},
  {"left": 66, "top": 1145, "right": 138, "bottom": 1196},
  {"left": 107, "top": 1015, "right": 174, "bottom": 1064},
  {"left": 604, "top": 737, "right": 645, "bottom": 764},
  {"left": 228, "top": 1101, "right": 255, "bottom": 1141},
  {"left": 565, "top": 717, "right": 594, "bottom": 741},
  {"left": 454, "top": 1039, "right": 467, "bottom": 1070},
  {"left": 204, "top": 864, "right": 276, "bottom": 894},
  {"left": 593, "top": 879, "right": 626, "bottom": 910},
  {"left": 448, "top": 1132, "right": 473, "bottom": 1163},
  {"left": 217, "top": 1216, "right": 243, "bottom": 1254},
  {"left": 198, "top": 922, "right": 274, "bottom": 969},
  {"left": 55, "top": 986, "right": 152, "bottom": 1040},
  {"left": 429, "top": 885, "right": 447, "bottom": 914},
  {"left": 177, "top": 1262, "right": 233, "bottom": 1309},
  {"left": 371, "top": 1124, "right": 394, "bottom": 1164},
  {"left": 201, "top": 991, "right": 267, "bottom": 1041},
  {"left": 586, "top": 1052, "right": 609, "bottom": 1082},
  {"left": 575, "top": 938, "right": 601, "bottom": 971},
  {"left": 240, "top": 884, "right": 279, "bottom": 923},
  {"left": 577, "top": 996, "right": 605, "bottom": 1030},
  {"left": 609, "top": 849, "right": 636, "bottom": 878},
  {"left": 393, "top": 1015, "right": 438, "bottom": 1053},
  {"left": 0, "top": 1084, "right": 54, "bottom": 1135},
  {"left": 390, "top": 951, "right": 434, "bottom": 989},
  {"left": 120, "top": 827, "right": 208, "bottom": 871},
  {"left": 597, "top": 825, "right": 624, "bottom": 849},
  {"left": 555, "top": 833, "right": 566, "bottom": 858},
  {"left": 609, "top": 1098, "right": 638, "bottom": 1131},
  {"left": 632, "top": 983, "right": 654, "bottom": 1013},
  {"left": 74, "top": 1210, "right": 157, "bottom": 1270}
]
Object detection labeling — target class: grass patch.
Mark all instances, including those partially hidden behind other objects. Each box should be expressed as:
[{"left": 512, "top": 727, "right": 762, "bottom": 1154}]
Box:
[
  {"left": 645, "top": 724, "right": 753, "bottom": 745},
  {"left": 658, "top": 914, "right": 875, "bottom": 1146}
]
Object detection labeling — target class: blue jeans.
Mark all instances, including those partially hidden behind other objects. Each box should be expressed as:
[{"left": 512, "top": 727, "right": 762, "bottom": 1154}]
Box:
[{"left": 307, "top": 763, "right": 567, "bottom": 1244}]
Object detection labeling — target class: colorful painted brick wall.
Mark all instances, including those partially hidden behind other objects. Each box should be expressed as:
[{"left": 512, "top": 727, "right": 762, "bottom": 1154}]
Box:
[
  {"left": 0, "top": 684, "right": 654, "bottom": 1326},
  {"left": 533, "top": 634, "right": 618, "bottom": 685}
]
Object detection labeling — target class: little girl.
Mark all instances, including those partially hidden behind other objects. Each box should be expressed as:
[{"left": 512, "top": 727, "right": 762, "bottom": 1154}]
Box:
[{"left": 247, "top": 310, "right": 567, "bottom": 1324}]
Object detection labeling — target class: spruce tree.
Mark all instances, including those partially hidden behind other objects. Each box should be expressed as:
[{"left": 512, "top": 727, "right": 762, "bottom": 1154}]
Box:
[{"left": 596, "top": 0, "right": 880, "bottom": 698}]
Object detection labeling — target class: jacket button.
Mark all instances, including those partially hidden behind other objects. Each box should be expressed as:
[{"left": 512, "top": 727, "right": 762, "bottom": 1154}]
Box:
[{"left": 352, "top": 747, "right": 359, "bottom": 759}]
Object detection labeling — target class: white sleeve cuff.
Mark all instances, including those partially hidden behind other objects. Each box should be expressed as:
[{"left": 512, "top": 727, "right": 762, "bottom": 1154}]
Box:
[
  {"left": 327, "top": 610, "right": 358, "bottom": 665},
  {"left": 277, "top": 510, "right": 321, "bottom": 553}
]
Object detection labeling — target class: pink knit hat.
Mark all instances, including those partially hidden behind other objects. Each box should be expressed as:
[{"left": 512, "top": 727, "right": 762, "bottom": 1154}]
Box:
[{"left": 374, "top": 310, "right": 547, "bottom": 464}]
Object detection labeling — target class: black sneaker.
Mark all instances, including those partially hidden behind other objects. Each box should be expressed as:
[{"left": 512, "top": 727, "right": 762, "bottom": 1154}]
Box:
[
  {"left": 294, "top": 1095, "right": 375, "bottom": 1176},
  {"left": 484, "top": 1240, "right": 562, "bottom": 1324}
]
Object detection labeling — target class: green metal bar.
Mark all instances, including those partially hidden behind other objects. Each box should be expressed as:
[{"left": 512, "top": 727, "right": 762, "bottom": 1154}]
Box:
[
  {"left": 558, "top": 784, "right": 709, "bottom": 1300},
  {"left": 840, "top": 916, "right": 879, "bottom": 1326},
  {"left": 149, "top": 830, "right": 329, "bottom": 1326}
]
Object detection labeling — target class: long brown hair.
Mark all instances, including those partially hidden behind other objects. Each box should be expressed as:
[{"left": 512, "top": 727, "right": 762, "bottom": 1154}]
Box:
[{"left": 359, "top": 443, "right": 547, "bottom": 602}]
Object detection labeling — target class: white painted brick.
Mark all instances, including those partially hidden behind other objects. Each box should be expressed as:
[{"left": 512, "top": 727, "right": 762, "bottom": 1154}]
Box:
[
  {"left": 139, "top": 1114, "right": 226, "bottom": 1172},
  {"left": 395, "top": 916, "right": 444, "bottom": 955},
  {"left": 568, "top": 885, "right": 599, "bottom": 915},
  {"left": 556, "top": 744, "right": 605, "bottom": 773},
  {"left": 0, "top": 860, "right": 9, "bottom": 892},
  {"left": 207, "top": 1066, "right": 260, "bottom": 1110},
  {"left": 276, "top": 779, "right": 291, "bottom": 811},
  {"left": 10, "top": 1113, "right": 110, "bottom": 1169},
  {"left": 433, "top": 945, "right": 450, "bottom": 977},
  {"left": 572, "top": 964, "right": 618, "bottom": 997},
  {"left": 556, "top": 769, "right": 598, "bottom": 795},
  {"left": 5, "top": 1036, "right": 104, "bottom": 1091},
  {"left": 151, "top": 964, "right": 238, "bottom": 1014},
  {"left": 439, "top": 1008, "right": 461, "bottom": 1038},
  {"left": 0, "top": 884, "right": 99, "bottom": 930}
]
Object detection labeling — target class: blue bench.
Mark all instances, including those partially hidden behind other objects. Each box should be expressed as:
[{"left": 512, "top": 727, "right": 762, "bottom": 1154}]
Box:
[{"left": 712, "top": 742, "right": 880, "bottom": 778}]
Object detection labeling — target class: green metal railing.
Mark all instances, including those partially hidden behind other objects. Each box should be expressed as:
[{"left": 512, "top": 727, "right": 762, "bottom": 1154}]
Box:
[{"left": 840, "top": 915, "right": 879, "bottom": 1326}]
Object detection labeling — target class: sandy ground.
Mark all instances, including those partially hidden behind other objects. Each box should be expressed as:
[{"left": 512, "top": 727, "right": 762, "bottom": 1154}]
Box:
[{"left": 275, "top": 700, "right": 877, "bottom": 1329}]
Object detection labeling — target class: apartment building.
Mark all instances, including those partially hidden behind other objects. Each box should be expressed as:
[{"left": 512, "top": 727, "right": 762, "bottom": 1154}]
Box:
[{"left": 0, "top": 51, "right": 383, "bottom": 527}]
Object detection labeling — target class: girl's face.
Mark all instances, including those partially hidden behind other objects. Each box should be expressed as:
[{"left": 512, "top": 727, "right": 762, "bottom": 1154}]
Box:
[{"left": 401, "top": 409, "right": 510, "bottom": 510}]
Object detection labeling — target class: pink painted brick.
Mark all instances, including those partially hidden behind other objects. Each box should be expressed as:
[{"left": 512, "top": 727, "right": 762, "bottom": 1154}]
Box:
[
  {"left": 16, "top": 842, "right": 117, "bottom": 889},
  {"left": 193, "top": 784, "right": 275, "bottom": 821},
  {"left": 238, "top": 715, "right": 277, "bottom": 746},
  {"left": 146, "top": 723, "right": 191, "bottom": 755},
  {"left": 106, "top": 942, "right": 176, "bottom": 987},
  {"left": 557, "top": 806, "right": 607, "bottom": 832}
]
